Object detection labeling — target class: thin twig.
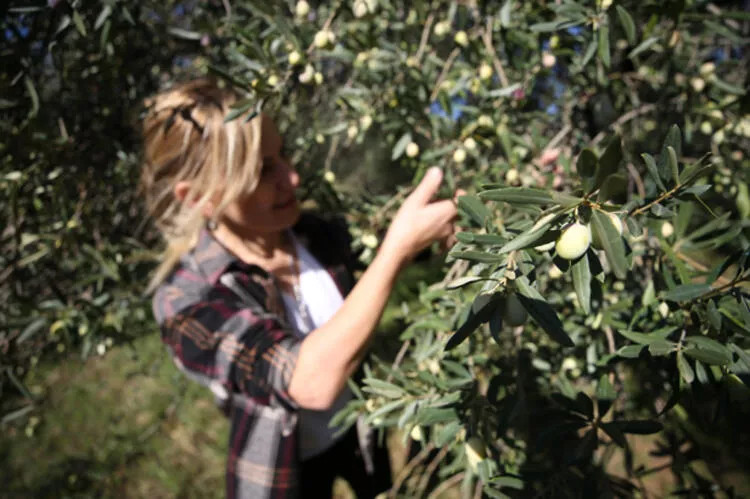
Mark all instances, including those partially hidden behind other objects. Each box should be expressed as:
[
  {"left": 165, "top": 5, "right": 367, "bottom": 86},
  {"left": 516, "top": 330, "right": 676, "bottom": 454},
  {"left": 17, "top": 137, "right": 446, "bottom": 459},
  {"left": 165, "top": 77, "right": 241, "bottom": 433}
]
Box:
[
  {"left": 472, "top": 479, "right": 483, "bottom": 499},
  {"left": 426, "top": 473, "right": 465, "bottom": 499},
  {"left": 323, "top": 133, "right": 341, "bottom": 173},
  {"left": 628, "top": 185, "right": 679, "bottom": 217},
  {"left": 543, "top": 124, "right": 572, "bottom": 154},
  {"left": 482, "top": 17, "right": 509, "bottom": 87},
  {"left": 626, "top": 162, "right": 646, "bottom": 199},
  {"left": 429, "top": 48, "right": 461, "bottom": 102},
  {"left": 591, "top": 104, "right": 657, "bottom": 147},
  {"left": 604, "top": 326, "right": 616, "bottom": 355},
  {"left": 221, "top": 0, "right": 232, "bottom": 19},
  {"left": 415, "top": 445, "right": 451, "bottom": 498},
  {"left": 389, "top": 442, "right": 436, "bottom": 498},
  {"left": 415, "top": 13, "right": 435, "bottom": 64},
  {"left": 386, "top": 340, "right": 411, "bottom": 384}
]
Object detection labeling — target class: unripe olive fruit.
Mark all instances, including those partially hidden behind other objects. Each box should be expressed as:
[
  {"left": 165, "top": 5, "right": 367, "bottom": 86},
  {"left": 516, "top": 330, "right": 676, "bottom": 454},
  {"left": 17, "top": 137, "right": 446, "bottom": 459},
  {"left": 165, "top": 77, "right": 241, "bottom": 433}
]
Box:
[
  {"left": 556, "top": 222, "right": 591, "bottom": 260},
  {"left": 453, "top": 148, "right": 467, "bottom": 163},
  {"left": 478, "top": 63, "right": 493, "bottom": 81},
  {"left": 295, "top": 0, "right": 310, "bottom": 17},
  {"left": 590, "top": 212, "right": 623, "bottom": 249},
  {"left": 465, "top": 436, "right": 487, "bottom": 472},
  {"left": 410, "top": 425, "right": 424, "bottom": 441},
  {"left": 502, "top": 293, "right": 528, "bottom": 327},
  {"left": 454, "top": 30, "right": 469, "bottom": 47}
]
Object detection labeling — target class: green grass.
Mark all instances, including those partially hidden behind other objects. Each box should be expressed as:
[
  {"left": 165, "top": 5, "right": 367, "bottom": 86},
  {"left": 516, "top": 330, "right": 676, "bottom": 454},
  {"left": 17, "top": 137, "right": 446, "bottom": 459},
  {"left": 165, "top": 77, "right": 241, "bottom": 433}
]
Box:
[{"left": 1, "top": 333, "right": 228, "bottom": 498}]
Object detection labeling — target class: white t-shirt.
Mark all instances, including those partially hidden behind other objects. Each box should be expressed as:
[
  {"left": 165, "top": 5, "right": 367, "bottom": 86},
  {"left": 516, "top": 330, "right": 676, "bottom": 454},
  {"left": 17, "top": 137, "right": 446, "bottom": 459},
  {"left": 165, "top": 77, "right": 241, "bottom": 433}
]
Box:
[{"left": 280, "top": 232, "right": 353, "bottom": 460}]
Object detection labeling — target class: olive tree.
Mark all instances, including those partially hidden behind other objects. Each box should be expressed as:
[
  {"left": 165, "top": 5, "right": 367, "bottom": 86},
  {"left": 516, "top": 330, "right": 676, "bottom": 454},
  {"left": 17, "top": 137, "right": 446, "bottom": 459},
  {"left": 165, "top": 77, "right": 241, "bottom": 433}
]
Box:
[
  {"left": 211, "top": 0, "right": 749, "bottom": 496},
  {"left": 3, "top": 0, "right": 749, "bottom": 496}
]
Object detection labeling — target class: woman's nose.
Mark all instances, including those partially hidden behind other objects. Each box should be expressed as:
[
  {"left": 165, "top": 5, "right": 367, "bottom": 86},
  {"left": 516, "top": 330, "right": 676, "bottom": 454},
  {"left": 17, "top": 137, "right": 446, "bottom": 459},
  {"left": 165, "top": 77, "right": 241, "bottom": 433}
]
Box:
[{"left": 280, "top": 161, "right": 300, "bottom": 189}]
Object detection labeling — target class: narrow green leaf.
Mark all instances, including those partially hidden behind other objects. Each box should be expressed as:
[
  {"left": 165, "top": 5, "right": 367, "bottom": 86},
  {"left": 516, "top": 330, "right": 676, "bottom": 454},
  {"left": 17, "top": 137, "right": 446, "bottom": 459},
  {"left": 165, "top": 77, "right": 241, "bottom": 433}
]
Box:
[
  {"left": 391, "top": 132, "right": 413, "bottom": 160},
  {"left": 667, "top": 146, "right": 680, "bottom": 185},
  {"left": 590, "top": 210, "right": 628, "bottom": 279},
  {"left": 479, "top": 187, "right": 553, "bottom": 205},
  {"left": 516, "top": 277, "right": 574, "bottom": 347},
  {"left": 458, "top": 195, "right": 490, "bottom": 228},
  {"left": 618, "top": 327, "right": 676, "bottom": 345},
  {"left": 642, "top": 153, "right": 666, "bottom": 191},
  {"left": 530, "top": 21, "right": 563, "bottom": 32},
  {"left": 581, "top": 38, "right": 597, "bottom": 67},
  {"left": 677, "top": 352, "right": 695, "bottom": 384},
  {"left": 679, "top": 154, "right": 713, "bottom": 185},
  {"left": 446, "top": 276, "right": 492, "bottom": 289},
  {"left": 17, "top": 318, "right": 48, "bottom": 343},
  {"left": 601, "top": 422, "right": 627, "bottom": 447},
  {"left": 471, "top": 234, "right": 507, "bottom": 245},
  {"left": 362, "top": 378, "right": 405, "bottom": 398},
  {"left": 450, "top": 251, "right": 504, "bottom": 263},
  {"left": 594, "top": 136, "right": 622, "bottom": 190},
  {"left": 660, "top": 283, "right": 712, "bottom": 302},
  {"left": 598, "top": 25, "right": 610, "bottom": 68},
  {"left": 712, "top": 77, "right": 746, "bottom": 95},
  {"left": 491, "top": 475, "right": 524, "bottom": 490},
  {"left": 663, "top": 124, "right": 682, "bottom": 158},
  {"left": 628, "top": 36, "right": 660, "bottom": 58},
  {"left": 224, "top": 100, "right": 255, "bottom": 122},
  {"left": 445, "top": 293, "right": 502, "bottom": 349},
  {"left": 94, "top": 5, "right": 112, "bottom": 30},
  {"left": 707, "top": 300, "right": 722, "bottom": 331},
  {"left": 500, "top": 0, "right": 513, "bottom": 27},
  {"left": 684, "top": 336, "right": 732, "bottom": 364},
  {"left": 684, "top": 346, "right": 733, "bottom": 365},
  {"left": 572, "top": 252, "right": 591, "bottom": 314},
  {"left": 616, "top": 6, "right": 636, "bottom": 45},
  {"left": 577, "top": 148, "right": 598, "bottom": 179},
  {"left": 23, "top": 76, "right": 39, "bottom": 118},
  {"left": 416, "top": 407, "right": 457, "bottom": 425},
  {"left": 617, "top": 344, "right": 645, "bottom": 358},
  {"left": 72, "top": 9, "right": 87, "bottom": 36},
  {"left": 648, "top": 339, "right": 676, "bottom": 356},
  {"left": 498, "top": 223, "right": 552, "bottom": 254},
  {"left": 168, "top": 27, "right": 203, "bottom": 40}
]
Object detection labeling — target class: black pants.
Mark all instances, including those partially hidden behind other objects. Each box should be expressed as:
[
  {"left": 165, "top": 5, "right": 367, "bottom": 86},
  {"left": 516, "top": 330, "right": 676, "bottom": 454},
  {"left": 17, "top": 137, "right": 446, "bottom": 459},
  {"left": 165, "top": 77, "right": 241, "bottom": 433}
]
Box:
[{"left": 299, "top": 425, "right": 392, "bottom": 498}]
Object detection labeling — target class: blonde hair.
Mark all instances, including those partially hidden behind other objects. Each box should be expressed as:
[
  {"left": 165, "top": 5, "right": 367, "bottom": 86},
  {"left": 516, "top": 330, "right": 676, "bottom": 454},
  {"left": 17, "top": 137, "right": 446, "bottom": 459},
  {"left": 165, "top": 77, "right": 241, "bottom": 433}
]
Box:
[{"left": 139, "top": 78, "right": 263, "bottom": 293}]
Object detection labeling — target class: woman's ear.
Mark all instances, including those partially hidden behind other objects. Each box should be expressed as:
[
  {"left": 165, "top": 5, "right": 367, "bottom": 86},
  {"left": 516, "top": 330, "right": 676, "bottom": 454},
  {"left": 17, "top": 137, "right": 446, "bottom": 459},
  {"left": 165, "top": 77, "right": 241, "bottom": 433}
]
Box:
[
  {"left": 174, "top": 181, "right": 216, "bottom": 218},
  {"left": 173, "top": 181, "right": 191, "bottom": 203}
]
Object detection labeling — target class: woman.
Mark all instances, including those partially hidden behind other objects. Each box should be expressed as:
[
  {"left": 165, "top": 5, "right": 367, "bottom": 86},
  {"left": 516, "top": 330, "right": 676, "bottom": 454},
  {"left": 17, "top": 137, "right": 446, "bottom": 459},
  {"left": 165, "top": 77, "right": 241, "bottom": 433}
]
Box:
[{"left": 139, "top": 78, "right": 459, "bottom": 498}]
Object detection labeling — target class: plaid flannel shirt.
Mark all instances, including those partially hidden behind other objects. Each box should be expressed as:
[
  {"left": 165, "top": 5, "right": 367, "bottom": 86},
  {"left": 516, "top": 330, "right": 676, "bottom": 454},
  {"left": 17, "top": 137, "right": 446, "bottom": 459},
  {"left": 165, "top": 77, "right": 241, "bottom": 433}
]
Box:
[{"left": 152, "top": 213, "right": 358, "bottom": 499}]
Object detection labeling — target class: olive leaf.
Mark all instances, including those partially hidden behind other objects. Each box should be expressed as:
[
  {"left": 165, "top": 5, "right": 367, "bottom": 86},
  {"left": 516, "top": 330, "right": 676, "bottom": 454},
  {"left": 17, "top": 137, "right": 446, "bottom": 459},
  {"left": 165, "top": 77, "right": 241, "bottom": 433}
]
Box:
[
  {"left": 590, "top": 210, "right": 628, "bottom": 279},
  {"left": 515, "top": 277, "right": 574, "bottom": 347}
]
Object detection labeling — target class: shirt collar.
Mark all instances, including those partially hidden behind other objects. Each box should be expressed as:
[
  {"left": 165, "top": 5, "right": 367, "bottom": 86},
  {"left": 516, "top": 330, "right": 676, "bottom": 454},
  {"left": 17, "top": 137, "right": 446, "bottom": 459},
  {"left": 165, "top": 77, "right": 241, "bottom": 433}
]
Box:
[{"left": 186, "top": 227, "right": 259, "bottom": 285}]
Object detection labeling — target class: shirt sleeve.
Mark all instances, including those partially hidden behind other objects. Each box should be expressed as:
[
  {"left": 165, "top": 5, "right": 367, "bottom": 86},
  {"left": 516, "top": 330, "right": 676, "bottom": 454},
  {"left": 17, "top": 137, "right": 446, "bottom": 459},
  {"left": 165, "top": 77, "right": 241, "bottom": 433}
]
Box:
[{"left": 158, "top": 294, "right": 302, "bottom": 409}]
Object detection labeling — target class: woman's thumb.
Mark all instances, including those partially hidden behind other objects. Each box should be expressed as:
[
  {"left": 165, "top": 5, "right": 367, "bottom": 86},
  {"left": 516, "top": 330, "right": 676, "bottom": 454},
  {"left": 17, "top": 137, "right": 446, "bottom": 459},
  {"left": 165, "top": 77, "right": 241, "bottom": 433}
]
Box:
[{"left": 407, "top": 167, "right": 443, "bottom": 206}]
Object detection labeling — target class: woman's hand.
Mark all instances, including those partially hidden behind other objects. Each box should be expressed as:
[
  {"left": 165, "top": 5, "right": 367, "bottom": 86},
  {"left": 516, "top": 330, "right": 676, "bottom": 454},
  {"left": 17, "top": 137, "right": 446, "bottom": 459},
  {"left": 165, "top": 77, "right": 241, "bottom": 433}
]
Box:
[{"left": 380, "top": 167, "right": 459, "bottom": 263}]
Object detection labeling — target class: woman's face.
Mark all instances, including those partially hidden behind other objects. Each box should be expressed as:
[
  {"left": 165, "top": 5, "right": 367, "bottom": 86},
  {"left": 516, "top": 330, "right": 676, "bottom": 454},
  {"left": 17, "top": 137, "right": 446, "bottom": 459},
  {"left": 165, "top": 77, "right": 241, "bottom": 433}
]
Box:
[{"left": 220, "top": 114, "right": 301, "bottom": 237}]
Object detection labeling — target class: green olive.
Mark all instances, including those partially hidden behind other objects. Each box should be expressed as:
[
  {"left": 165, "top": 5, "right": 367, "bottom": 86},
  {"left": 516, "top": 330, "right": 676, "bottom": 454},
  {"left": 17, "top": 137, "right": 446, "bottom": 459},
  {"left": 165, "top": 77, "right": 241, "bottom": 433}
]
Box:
[
  {"left": 502, "top": 293, "right": 528, "bottom": 327},
  {"left": 555, "top": 222, "right": 591, "bottom": 260}
]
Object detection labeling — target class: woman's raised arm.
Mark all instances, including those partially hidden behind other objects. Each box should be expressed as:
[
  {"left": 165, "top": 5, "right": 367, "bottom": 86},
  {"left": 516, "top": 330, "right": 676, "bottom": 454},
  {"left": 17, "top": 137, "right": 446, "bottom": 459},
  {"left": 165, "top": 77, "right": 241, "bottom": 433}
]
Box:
[{"left": 287, "top": 167, "right": 458, "bottom": 410}]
